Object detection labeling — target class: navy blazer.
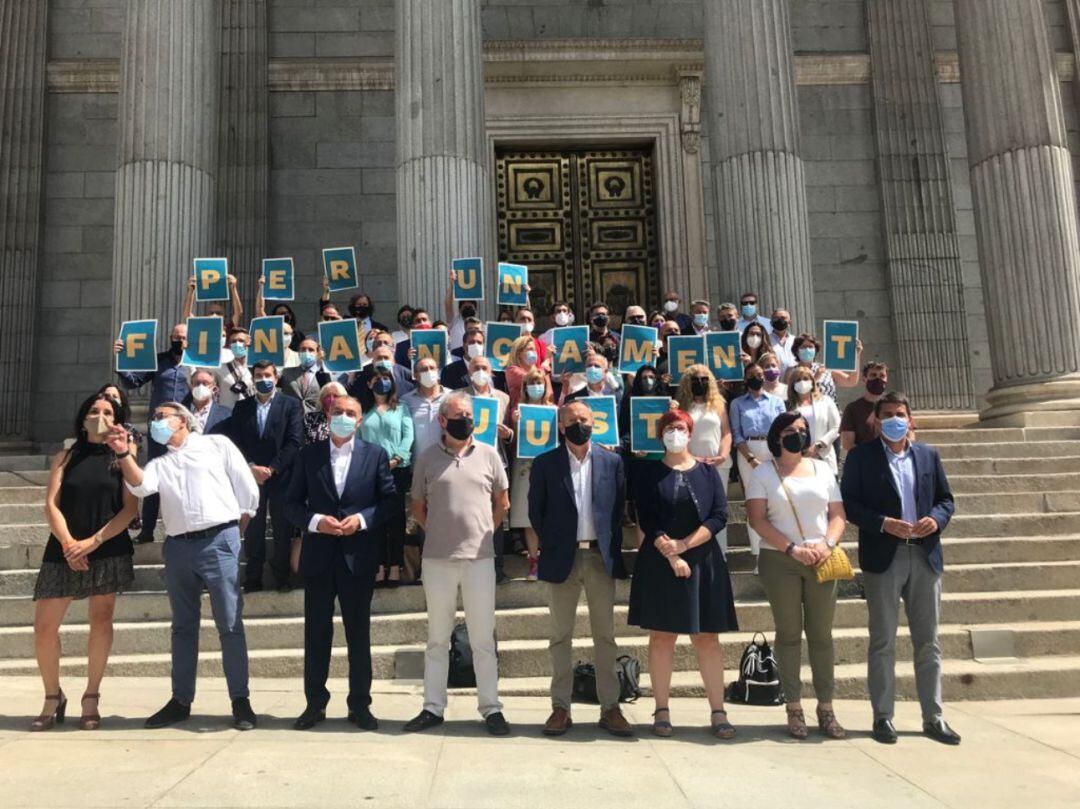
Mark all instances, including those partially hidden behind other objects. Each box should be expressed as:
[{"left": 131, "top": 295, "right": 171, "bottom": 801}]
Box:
[
  {"left": 285, "top": 437, "right": 396, "bottom": 577},
  {"left": 181, "top": 396, "right": 232, "bottom": 435},
  {"left": 528, "top": 443, "right": 627, "bottom": 584},
  {"left": 840, "top": 439, "right": 955, "bottom": 575},
  {"left": 220, "top": 393, "right": 303, "bottom": 480},
  {"left": 635, "top": 461, "right": 727, "bottom": 544}
]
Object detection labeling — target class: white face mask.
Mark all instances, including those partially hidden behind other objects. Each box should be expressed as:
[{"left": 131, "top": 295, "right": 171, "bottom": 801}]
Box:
[
  {"left": 554, "top": 312, "right": 571, "bottom": 327},
  {"left": 191, "top": 384, "right": 212, "bottom": 402},
  {"left": 746, "top": 335, "right": 762, "bottom": 349},
  {"left": 465, "top": 343, "right": 484, "bottom": 359},
  {"left": 519, "top": 321, "right": 534, "bottom": 334},
  {"left": 662, "top": 429, "right": 690, "bottom": 452},
  {"left": 794, "top": 379, "right": 813, "bottom": 395},
  {"left": 470, "top": 370, "right": 491, "bottom": 389},
  {"left": 419, "top": 370, "right": 439, "bottom": 389},
  {"left": 663, "top": 300, "right": 679, "bottom": 313}
]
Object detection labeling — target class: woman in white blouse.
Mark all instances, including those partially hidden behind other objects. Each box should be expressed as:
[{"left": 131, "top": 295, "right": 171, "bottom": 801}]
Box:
[
  {"left": 785, "top": 367, "right": 841, "bottom": 475},
  {"left": 675, "top": 365, "right": 733, "bottom": 551},
  {"left": 745, "top": 412, "right": 847, "bottom": 741}
]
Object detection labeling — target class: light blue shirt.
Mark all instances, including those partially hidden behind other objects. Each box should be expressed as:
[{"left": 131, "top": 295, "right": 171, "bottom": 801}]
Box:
[
  {"left": 730, "top": 391, "right": 786, "bottom": 446},
  {"left": 883, "top": 439, "right": 917, "bottom": 525},
  {"left": 256, "top": 394, "right": 274, "bottom": 437},
  {"left": 736, "top": 314, "right": 772, "bottom": 333}
]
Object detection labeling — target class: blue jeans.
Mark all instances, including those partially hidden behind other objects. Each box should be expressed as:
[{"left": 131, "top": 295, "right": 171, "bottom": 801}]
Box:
[{"left": 163, "top": 526, "right": 250, "bottom": 704}]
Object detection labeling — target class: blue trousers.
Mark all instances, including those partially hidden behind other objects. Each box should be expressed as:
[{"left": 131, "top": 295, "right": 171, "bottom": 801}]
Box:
[{"left": 163, "top": 527, "right": 250, "bottom": 703}]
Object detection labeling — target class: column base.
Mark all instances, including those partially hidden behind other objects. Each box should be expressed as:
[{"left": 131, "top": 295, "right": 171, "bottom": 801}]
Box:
[{"left": 979, "top": 375, "right": 1080, "bottom": 426}]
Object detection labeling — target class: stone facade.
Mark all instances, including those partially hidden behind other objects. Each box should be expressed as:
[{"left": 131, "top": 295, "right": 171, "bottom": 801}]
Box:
[{"left": 16, "top": 0, "right": 1080, "bottom": 441}]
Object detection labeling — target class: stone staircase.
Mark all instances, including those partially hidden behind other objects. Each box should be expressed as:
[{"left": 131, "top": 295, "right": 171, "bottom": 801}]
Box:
[{"left": 1, "top": 417, "right": 1080, "bottom": 702}]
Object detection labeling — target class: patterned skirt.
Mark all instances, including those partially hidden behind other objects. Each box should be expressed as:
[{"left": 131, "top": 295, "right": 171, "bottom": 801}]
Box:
[{"left": 33, "top": 555, "right": 135, "bottom": 601}]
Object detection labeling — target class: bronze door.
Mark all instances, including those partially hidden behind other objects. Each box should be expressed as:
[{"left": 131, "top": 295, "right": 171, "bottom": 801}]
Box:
[{"left": 495, "top": 148, "right": 659, "bottom": 331}]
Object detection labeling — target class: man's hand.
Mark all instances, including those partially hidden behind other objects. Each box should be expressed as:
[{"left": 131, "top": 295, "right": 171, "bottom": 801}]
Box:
[
  {"left": 449, "top": 269, "right": 457, "bottom": 283},
  {"left": 883, "top": 517, "right": 915, "bottom": 540},
  {"left": 188, "top": 276, "right": 197, "bottom": 291},
  {"left": 911, "top": 516, "right": 938, "bottom": 538},
  {"left": 113, "top": 339, "right": 123, "bottom": 354},
  {"left": 317, "top": 516, "right": 344, "bottom": 536},
  {"left": 339, "top": 515, "right": 362, "bottom": 536},
  {"left": 250, "top": 465, "right": 273, "bottom": 485},
  {"left": 497, "top": 423, "right": 512, "bottom": 441},
  {"left": 388, "top": 457, "right": 400, "bottom": 470},
  {"left": 228, "top": 274, "right": 238, "bottom": 289},
  {"left": 106, "top": 424, "right": 130, "bottom": 455}
]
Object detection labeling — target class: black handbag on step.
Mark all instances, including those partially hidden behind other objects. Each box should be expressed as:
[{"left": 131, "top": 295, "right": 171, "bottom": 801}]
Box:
[{"left": 725, "top": 632, "right": 784, "bottom": 706}]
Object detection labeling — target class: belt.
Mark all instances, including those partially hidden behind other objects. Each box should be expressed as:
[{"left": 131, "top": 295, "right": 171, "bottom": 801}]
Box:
[
  {"left": 169, "top": 520, "right": 239, "bottom": 541},
  {"left": 577, "top": 540, "right": 598, "bottom": 550},
  {"left": 901, "top": 537, "right": 925, "bottom": 546},
  {"left": 745, "top": 435, "right": 768, "bottom": 441}
]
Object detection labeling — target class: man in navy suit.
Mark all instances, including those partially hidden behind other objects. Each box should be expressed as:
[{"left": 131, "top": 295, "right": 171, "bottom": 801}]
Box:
[
  {"left": 182, "top": 369, "right": 231, "bottom": 434},
  {"left": 528, "top": 401, "right": 633, "bottom": 738},
  {"left": 841, "top": 391, "right": 960, "bottom": 746},
  {"left": 286, "top": 396, "right": 395, "bottom": 731},
  {"left": 220, "top": 360, "right": 303, "bottom": 593}
]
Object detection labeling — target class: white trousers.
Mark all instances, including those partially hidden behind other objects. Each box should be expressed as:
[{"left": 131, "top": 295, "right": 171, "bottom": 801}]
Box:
[
  {"left": 421, "top": 558, "right": 502, "bottom": 718},
  {"left": 736, "top": 439, "right": 771, "bottom": 555}
]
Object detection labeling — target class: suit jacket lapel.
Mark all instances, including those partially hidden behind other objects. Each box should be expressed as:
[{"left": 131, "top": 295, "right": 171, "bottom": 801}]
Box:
[
  {"left": 559, "top": 448, "right": 577, "bottom": 506},
  {"left": 319, "top": 442, "right": 339, "bottom": 504},
  {"left": 342, "top": 437, "right": 366, "bottom": 506}
]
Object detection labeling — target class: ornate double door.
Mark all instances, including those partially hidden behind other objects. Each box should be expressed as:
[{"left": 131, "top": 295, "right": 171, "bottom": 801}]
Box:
[{"left": 495, "top": 147, "right": 659, "bottom": 330}]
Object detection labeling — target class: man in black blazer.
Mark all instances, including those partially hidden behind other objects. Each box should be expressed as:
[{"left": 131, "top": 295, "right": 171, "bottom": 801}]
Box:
[
  {"left": 183, "top": 368, "right": 232, "bottom": 434},
  {"left": 286, "top": 396, "right": 395, "bottom": 731},
  {"left": 840, "top": 391, "right": 960, "bottom": 746},
  {"left": 221, "top": 360, "right": 303, "bottom": 593},
  {"left": 528, "top": 401, "right": 633, "bottom": 737}
]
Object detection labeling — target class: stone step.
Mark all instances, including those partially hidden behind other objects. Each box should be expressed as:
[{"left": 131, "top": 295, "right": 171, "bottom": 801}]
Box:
[
  {"left": 495, "top": 655, "right": 1080, "bottom": 701},
  {"left": 942, "top": 456, "right": 1080, "bottom": 475},
  {"left": 935, "top": 441, "right": 1080, "bottom": 459},
  {"left": 947, "top": 472, "right": 1080, "bottom": 494},
  {"left": 1, "top": 620, "right": 1075, "bottom": 680},
  {"left": 0, "top": 471, "right": 48, "bottom": 487},
  {"left": 911, "top": 412, "right": 980, "bottom": 429},
  {"left": 0, "top": 455, "right": 50, "bottom": 472},
  {"left": 916, "top": 426, "right": 1080, "bottom": 444}
]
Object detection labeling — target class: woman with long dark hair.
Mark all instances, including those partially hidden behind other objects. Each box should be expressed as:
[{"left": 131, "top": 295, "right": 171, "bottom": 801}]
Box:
[{"left": 31, "top": 393, "right": 138, "bottom": 731}]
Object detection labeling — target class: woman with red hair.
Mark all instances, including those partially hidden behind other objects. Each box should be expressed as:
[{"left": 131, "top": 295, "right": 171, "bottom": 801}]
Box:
[{"left": 628, "top": 408, "right": 739, "bottom": 739}]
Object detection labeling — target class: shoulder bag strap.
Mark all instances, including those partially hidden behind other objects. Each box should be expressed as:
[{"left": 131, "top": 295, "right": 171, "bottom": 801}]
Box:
[{"left": 771, "top": 459, "right": 808, "bottom": 543}]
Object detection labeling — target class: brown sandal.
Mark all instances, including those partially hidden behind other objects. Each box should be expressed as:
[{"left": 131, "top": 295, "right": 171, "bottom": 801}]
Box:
[
  {"left": 816, "top": 706, "right": 846, "bottom": 739},
  {"left": 80, "top": 693, "right": 102, "bottom": 730},
  {"left": 711, "top": 709, "right": 736, "bottom": 740},
  {"left": 30, "top": 691, "right": 66, "bottom": 732},
  {"left": 786, "top": 707, "right": 808, "bottom": 740}
]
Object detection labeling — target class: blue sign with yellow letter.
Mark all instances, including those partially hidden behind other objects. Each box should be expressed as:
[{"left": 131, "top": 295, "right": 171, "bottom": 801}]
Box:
[
  {"left": 473, "top": 396, "right": 500, "bottom": 448},
  {"left": 666, "top": 335, "right": 705, "bottom": 384},
  {"left": 823, "top": 320, "right": 859, "bottom": 373},
  {"left": 552, "top": 326, "right": 588, "bottom": 375},
  {"left": 262, "top": 258, "right": 295, "bottom": 301},
  {"left": 193, "top": 258, "right": 229, "bottom": 302},
  {"left": 412, "top": 328, "right": 448, "bottom": 369},
  {"left": 705, "top": 331, "right": 743, "bottom": 381},
  {"left": 322, "top": 246, "right": 359, "bottom": 293},
  {"left": 585, "top": 396, "right": 619, "bottom": 448},
  {"left": 618, "top": 324, "right": 657, "bottom": 375},
  {"left": 485, "top": 322, "right": 523, "bottom": 372},
  {"left": 249, "top": 316, "right": 286, "bottom": 367},
  {"left": 116, "top": 319, "right": 158, "bottom": 373},
  {"left": 496, "top": 262, "right": 528, "bottom": 307},
  {"left": 182, "top": 316, "right": 224, "bottom": 369},
  {"left": 630, "top": 397, "right": 669, "bottom": 454},
  {"left": 452, "top": 257, "right": 484, "bottom": 301},
  {"left": 516, "top": 404, "right": 558, "bottom": 459},
  {"left": 318, "top": 318, "right": 363, "bottom": 373}
]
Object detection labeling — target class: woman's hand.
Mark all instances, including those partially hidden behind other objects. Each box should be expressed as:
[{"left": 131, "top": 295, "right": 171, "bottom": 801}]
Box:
[
  {"left": 63, "top": 542, "right": 90, "bottom": 572},
  {"left": 791, "top": 545, "right": 818, "bottom": 566},
  {"left": 388, "top": 457, "right": 400, "bottom": 470},
  {"left": 654, "top": 534, "right": 678, "bottom": 558},
  {"left": 64, "top": 535, "right": 101, "bottom": 563},
  {"left": 670, "top": 557, "right": 691, "bottom": 578},
  {"left": 497, "top": 423, "right": 512, "bottom": 441}
]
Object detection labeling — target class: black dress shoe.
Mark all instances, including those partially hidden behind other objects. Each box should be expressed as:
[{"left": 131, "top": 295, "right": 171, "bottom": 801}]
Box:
[
  {"left": 145, "top": 698, "right": 190, "bottom": 729},
  {"left": 872, "top": 718, "right": 898, "bottom": 744},
  {"left": 923, "top": 717, "right": 961, "bottom": 745},
  {"left": 232, "top": 697, "right": 257, "bottom": 730},
  {"left": 243, "top": 581, "right": 263, "bottom": 594},
  {"left": 293, "top": 706, "right": 326, "bottom": 731},
  {"left": 404, "top": 709, "right": 444, "bottom": 733},
  {"left": 348, "top": 708, "right": 379, "bottom": 731},
  {"left": 134, "top": 534, "right": 155, "bottom": 545},
  {"left": 485, "top": 711, "right": 510, "bottom": 736},
  {"left": 276, "top": 582, "right": 293, "bottom": 594}
]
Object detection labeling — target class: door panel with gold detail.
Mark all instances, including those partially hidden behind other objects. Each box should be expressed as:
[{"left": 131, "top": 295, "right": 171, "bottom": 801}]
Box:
[{"left": 495, "top": 148, "right": 658, "bottom": 331}]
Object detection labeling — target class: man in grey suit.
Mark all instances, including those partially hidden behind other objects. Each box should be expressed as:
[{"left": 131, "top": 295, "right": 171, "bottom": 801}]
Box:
[{"left": 280, "top": 336, "right": 329, "bottom": 415}]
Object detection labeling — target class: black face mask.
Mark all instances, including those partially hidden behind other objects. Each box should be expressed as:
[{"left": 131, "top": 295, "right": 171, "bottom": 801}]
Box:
[
  {"left": 170, "top": 340, "right": 184, "bottom": 355},
  {"left": 781, "top": 431, "right": 811, "bottom": 454},
  {"left": 445, "top": 416, "right": 474, "bottom": 441},
  {"left": 641, "top": 376, "right": 658, "bottom": 392},
  {"left": 627, "top": 316, "right": 645, "bottom": 326},
  {"left": 592, "top": 314, "right": 609, "bottom": 328},
  {"left": 719, "top": 318, "right": 737, "bottom": 331},
  {"left": 771, "top": 318, "right": 789, "bottom": 332},
  {"left": 460, "top": 304, "right": 477, "bottom": 319},
  {"left": 866, "top": 377, "right": 887, "bottom": 395},
  {"left": 564, "top": 422, "right": 592, "bottom": 446},
  {"left": 690, "top": 378, "right": 709, "bottom": 396},
  {"left": 746, "top": 377, "right": 764, "bottom": 391},
  {"left": 399, "top": 315, "right": 413, "bottom": 329},
  {"left": 351, "top": 304, "right": 371, "bottom": 319}
]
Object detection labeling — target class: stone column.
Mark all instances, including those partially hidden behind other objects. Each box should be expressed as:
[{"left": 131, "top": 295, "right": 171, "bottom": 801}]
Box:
[
  {"left": 867, "top": 0, "right": 976, "bottom": 410},
  {"left": 216, "top": 0, "right": 269, "bottom": 311},
  {"left": 0, "top": 0, "right": 48, "bottom": 438},
  {"left": 112, "top": 0, "right": 221, "bottom": 334},
  {"left": 955, "top": 0, "right": 1080, "bottom": 420},
  {"left": 396, "top": 0, "right": 492, "bottom": 311},
  {"left": 702, "top": 0, "right": 814, "bottom": 331}
]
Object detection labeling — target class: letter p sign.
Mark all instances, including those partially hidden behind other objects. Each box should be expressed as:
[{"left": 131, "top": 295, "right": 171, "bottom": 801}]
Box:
[{"left": 193, "top": 258, "right": 229, "bottom": 302}]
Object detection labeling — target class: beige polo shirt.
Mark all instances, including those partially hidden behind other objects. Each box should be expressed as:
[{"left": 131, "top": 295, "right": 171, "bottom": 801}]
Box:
[{"left": 412, "top": 439, "right": 509, "bottom": 560}]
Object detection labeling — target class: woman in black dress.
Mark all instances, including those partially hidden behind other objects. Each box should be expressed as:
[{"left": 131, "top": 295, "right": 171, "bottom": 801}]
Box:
[
  {"left": 32, "top": 393, "right": 138, "bottom": 731},
  {"left": 629, "top": 408, "right": 739, "bottom": 739}
]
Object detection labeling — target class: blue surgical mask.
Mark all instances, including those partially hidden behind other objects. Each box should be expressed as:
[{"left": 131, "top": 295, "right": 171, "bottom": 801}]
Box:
[
  {"left": 526, "top": 383, "right": 545, "bottom": 400},
  {"left": 373, "top": 377, "right": 393, "bottom": 396},
  {"left": 329, "top": 414, "right": 357, "bottom": 439},
  {"left": 230, "top": 342, "right": 248, "bottom": 359},
  {"left": 741, "top": 304, "right": 757, "bottom": 319},
  {"left": 798, "top": 347, "right": 816, "bottom": 363},
  {"left": 585, "top": 366, "right": 604, "bottom": 385},
  {"left": 298, "top": 351, "right": 317, "bottom": 369},
  {"left": 255, "top": 378, "right": 275, "bottom": 395},
  {"left": 375, "top": 359, "right": 393, "bottom": 372},
  {"left": 150, "top": 417, "right": 176, "bottom": 445},
  {"left": 693, "top": 313, "right": 708, "bottom": 327},
  {"left": 880, "top": 415, "right": 909, "bottom": 443},
  {"left": 524, "top": 350, "right": 538, "bottom": 365}
]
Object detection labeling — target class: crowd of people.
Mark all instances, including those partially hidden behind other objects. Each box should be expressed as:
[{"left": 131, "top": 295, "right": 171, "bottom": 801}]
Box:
[{"left": 29, "top": 273, "right": 960, "bottom": 749}]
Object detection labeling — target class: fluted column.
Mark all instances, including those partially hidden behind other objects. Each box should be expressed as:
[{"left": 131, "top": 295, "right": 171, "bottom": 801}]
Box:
[
  {"left": 0, "top": 0, "right": 48, "bottom": 438},
  {"left": 868, "top": 0, "right": 975, "bottom": 410},
  {"left": 112, "top": 0, "right": 221, "bottom": 333},
  {"left": 216, "top": 0, "right": 269, "bottom": 310},
  {"left": 956, "top": 0, "right": 1080, "bottom": 419},
  {"left": 702, "top": 0, "right": 814, "bottom": 331},
  {"left": 396, "top": 0, "right": 492, "bottom": 311}
]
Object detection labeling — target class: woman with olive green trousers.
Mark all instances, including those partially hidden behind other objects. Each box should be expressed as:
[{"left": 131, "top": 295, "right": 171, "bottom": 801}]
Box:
[{"left": 745, "top": 411, "right": 848, "bottom": 741}]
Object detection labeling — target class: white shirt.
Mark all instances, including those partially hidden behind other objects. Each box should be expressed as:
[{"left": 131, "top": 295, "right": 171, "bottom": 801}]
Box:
[
  {"left": 191, "top": 399, "right": 213, "bottom": 430},
  {"left": 306, "top": 438, "right": 368, "bottom": 533},
  {"left": 745, "top": 459, "right": 841, "bottom": 549},
  {"left": 127, "top": 433, "right": 260, "bottom": 536},
  {"left": 567, "top": 445, "right": 597, "bottom": 542},
  {"left": 448, "top": 314, "right": 465, "bottom": 350},
  {"left": 214, "top": 360, "right": 253, "bottom": 410},
  {"left": 686, "top": 403, "right": 730, "bottom": 471},
  {"left": 770, "top": 332, "right": 797, "bottom": 374},
  {"left": 402, "top": 388, "right": 448, "bottom": 460}
]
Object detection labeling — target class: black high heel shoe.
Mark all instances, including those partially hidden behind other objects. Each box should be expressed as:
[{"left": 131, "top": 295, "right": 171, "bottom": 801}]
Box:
[{"left": 30, "top": 691, "right": 67, "bottom": 732}]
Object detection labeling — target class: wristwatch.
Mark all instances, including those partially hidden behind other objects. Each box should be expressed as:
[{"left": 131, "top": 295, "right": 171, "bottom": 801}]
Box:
[
  {"left": 784, "top": 542, "right": 796, "bottom": 556},
  {"left": 114, "top": 450, "right": 131, "bottom": 460},
  {"left": 825, "top": 538, "right": 836, "bottom": 550}
]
